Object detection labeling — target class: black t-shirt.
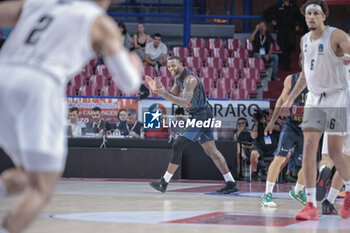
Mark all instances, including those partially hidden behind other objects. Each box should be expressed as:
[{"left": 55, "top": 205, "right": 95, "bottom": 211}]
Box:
[
  {"left": 118, "top": 120, "right": 143, "bottom": 136},
  {"left": 237, "top": 131, "right": 254, "bottom": 146},
  {"left": 252, "top": 122, "right": 279, "bottom": 152},
  {"left": 85, "top": 120, "right": 112, "bottom": 133},
  {"left": 253, "top": 32, "right": 274, "bottom": 54}
]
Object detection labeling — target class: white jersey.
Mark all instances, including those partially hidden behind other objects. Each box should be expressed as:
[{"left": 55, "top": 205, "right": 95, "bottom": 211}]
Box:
[
  {"left": 0, "top": 0, "right": 103, "bottom": 86},
  {"left": 302, "top": 26, "right": 348, "bottom": 95}
]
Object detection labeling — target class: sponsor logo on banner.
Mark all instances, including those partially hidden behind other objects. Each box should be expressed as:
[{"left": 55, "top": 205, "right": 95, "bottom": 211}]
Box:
[{"left": 144, "top": 110, "right": 162, "bottom": 129}]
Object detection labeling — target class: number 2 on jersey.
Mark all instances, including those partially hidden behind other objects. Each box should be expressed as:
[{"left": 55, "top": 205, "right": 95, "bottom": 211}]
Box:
[{"left": 25, "top": 15, "right": 54, "bottom": 45}]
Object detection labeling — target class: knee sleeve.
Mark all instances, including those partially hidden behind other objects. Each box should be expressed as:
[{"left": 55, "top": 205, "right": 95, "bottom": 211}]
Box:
[{"left": 170, "top": 136, "right": 193, "bottom": 164}]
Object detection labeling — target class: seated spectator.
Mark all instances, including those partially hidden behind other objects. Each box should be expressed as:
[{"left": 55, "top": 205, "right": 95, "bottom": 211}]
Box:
[
  {"left": 85, "top": 107, "right": 112, "bottom": 135},
  {"left": 115, "top": 109, "right": 127, "bottom": 128},
  {"left": 249, "top": 21, "right": 279, "bottom": 81},
  {"left": 250, "top": 109, "right": 281, "bottom": 181},
  {"left": 234, "top": 117, "right": 254, "bottom": 179},
  {"left": 133, "top": 23, "right": 151, "bottom": 62},
  {"left": 116, "top": 108, "right": 143, "bottom": 138},
  {"left": 118, "top": 22, "right": 132, "bottom": 50},
  {"left": 145, "top": 33, "right": 167, "bottom": 70},
  {"left": 67, "top": 107, "right": 86, "bottom": 137}
]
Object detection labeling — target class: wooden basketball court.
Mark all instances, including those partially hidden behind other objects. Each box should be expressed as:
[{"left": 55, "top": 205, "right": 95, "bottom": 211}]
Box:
[{"left": 1, "top": 179, "right": 349, "bottom": 233}]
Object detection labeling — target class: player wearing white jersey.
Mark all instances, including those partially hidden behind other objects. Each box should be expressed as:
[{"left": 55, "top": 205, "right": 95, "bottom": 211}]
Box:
[
  {"left": 281, "top": 0, "right": 350, "bottom": 221},
  {"left": 0, "top": 1, "right": 141, "bottom": 233}
]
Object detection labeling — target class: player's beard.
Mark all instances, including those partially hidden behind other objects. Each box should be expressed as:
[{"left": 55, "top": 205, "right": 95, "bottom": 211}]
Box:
[{"left": 309, "top": 27, "right": 316, "bottom": 30}]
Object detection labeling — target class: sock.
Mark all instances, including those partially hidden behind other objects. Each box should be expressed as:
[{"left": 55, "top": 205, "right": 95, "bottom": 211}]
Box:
[
  {"left": 0, "top": 227, "right": 9, "bottom": 233},
  {"left": 327, "top": 187, "right": 340, "bottom": 204},
  {"left": 0, "top": 180, "right": 7, "bottom": 198},
  {"left": 265, "top": 181, "right": 275, "bottom": 194},
  {"left": 319, "top": 165, "right": 326, "bottom": 173},
  {"left": 294, "top": 182, "right": 304, "bottom": 194},
  {"left": 163, "top": 171, "right": 173, "bottom": 183},
  {"left": 344, "top": 180, "right": 350, "bottom": 192},
  {"left": 223, "top": 172, "right": 235, "bottom": 182},
  {"left": 305, "top": 188, "right": 317, "bottom": 207}
]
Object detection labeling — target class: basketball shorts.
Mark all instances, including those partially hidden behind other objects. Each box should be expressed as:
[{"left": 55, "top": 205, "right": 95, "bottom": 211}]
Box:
[
  {"left": 0, "top": 66, "right": 67, "bottom": 171},
  {"left": 322, "top": 132, "right": 350, "bottom": 156},
  {"left": 274, "top": 122, "right": 303, "bottom": 158},
  {"left": 301, "top": 89, "right": 349, "bottom": 135}
]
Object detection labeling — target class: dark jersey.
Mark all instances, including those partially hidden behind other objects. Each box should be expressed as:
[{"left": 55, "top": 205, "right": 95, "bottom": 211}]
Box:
[
  {"left": 285, "top": 73, "right": 308, "bottom": 132},
  {"left": 176, "top": 68, "right": 209, "bottom": 115}
]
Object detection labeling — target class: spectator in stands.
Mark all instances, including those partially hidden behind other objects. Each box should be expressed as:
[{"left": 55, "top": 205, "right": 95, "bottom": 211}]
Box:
[
  {"left": 145, "top": 33, "right": 168, "bottom": 71},
  {"left": 116, "top": 108, "right": 143, "bottom": 138},
  {"left": 118, "top": 22, "right": 132, "bottom": 50},
  {"left": 85, "top": 106, "right": 112, "bottom": 135},
  {"left": 250, "top": 108, "right": 281, "bottom": 181},
  {"left": 234, "top": 117, "right": 254, "bottom": 179},
  {"left": 264, "top": 0, "right": 303, "bottom": 71},
  {"left": 67, "top": 107, "right": 86, "bottom": 137},
  {"left": 249, "top": 21, "right": 279, "bottom": 81},
  {"left": 133, "top": 23, "right": 151, "bottom": 62},
  {"left": 115, "top": 109, "right": 127, "bottom": 128}
]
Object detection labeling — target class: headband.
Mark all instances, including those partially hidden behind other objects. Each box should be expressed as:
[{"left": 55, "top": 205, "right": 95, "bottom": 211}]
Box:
[{"left": 306, "top": 4, "right": 324, "bottom": 14}]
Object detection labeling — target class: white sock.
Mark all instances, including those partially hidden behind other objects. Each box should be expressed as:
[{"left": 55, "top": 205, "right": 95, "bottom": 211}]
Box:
[
  {"left": 344, "top": 180, "right": 350, "bottom": 192},
  {"left": 327, "top": 187, "right": 340, "bottom": 204},
  {"left": 223, "top": 172, "right": 235, "bottom": 182},
  {"left": 294, "top": 182, "right": 304, "bottom": 194},
  {"left": 265, "top": 181, "right": 275, "bottom": 194},
  {"left": 319, "top": 165, "right": 326, "bottom": 173},
  {"left": 0, "top": 180, "right": 7, "bottom": 198},
  {"left": 163, "top": 171, "right": 173, "bottom": 183},
  {"left": 0, "top": 227, "right": 9, "bottom": 233},
  {"left": 305, "top": 188, "right": 317, "bottom": 207}
]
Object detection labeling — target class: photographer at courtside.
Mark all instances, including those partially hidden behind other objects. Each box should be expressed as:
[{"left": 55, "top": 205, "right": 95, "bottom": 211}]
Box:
[{"left": 250, "top": 109, "right": 282, "bottom": 181}]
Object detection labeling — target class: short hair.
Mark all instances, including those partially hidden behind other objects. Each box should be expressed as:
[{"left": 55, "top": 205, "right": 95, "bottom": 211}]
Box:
[
  {"left": 237, "top": 117, "right": 248, "bottom": 128},
  {"left": 301, "top": 0, "right": 329, "bottom": 17},
  {"left": 126, "top": 108, "right": 137, "bottom": 116},
  {"left": 153, "top": 33, "right": 162, "bottom": 38},
  {"left": 69, "top": 107, "right": 79, "bottom": 113},
  {"left": 118, "top": 109, "right": 126, "bottom": 118},
  {"left": 92, "top": 107, "right": 101, "bottom": 112},
  {"left": 168, "top": 56, "right": 182, "bottom": 64},
  {"left": 175, "top": 107, "right": 184, "bottom": 115}
]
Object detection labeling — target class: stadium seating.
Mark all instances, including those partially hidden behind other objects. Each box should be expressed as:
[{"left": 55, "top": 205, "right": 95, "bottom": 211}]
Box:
[
  {"left": 211, "top": 47, "right": 229, "bottom": 60},
  {"left": 199, "top": 67, "right": 219, "bottom": 80},
  {"left": 78, "top": 85, "right": 97, "bottom": 96},
  {"left": 272, "top": 40, "right": 282, "bottom": 54},
  {"left": 216, "top": 78, "right": 235, "bottom": 92},
  {"left": 232, "top": 88, "right": 250, "bottom": 99},
  {"left": 233, "top": 48, "right": 249, "bottom": 62},
  {"left": 100, "top": 85, "right": 120, "bottom": 97},
  {"left": 220, "top": 67, "right": 240, "bottom": 83},
  {"left": 172, "top": 47, "right": 189, "bottom": 61},
  {"left": 247, "top": 57, "right": 266, "bottom": 73},
  {"left": 207, "top": 38, "right": 224, "bottom": 50},
  {"left": 159, "top": 66, "right": 173, "bottom": 79},
  {"left": 226, "top": 57, "right": 244, "bottom": 72},
  {"left": 200, "top": 78, "right": 214, "bottom": 93},
  {"left": 95, "top": 64, "right": 111, "bottom": 78},
  {"left": 189, "top": 37, "right": 206, "bottom": 49},
  {"left": 142, "top": 65, "right": 157, "bottom": 77},
  {"left": 89, "top": 75, "right": 108, "bottom": 89},
  {"left": 237, "top": 78, "right": 258, "bottom": 95},
  {"left": 226, "top": 38, "right": 243, "bottom": 51},
  {"left": 186, "top": 57, "right": 203, "bottom": 73},
  {"left": 191, "top": 47, "right": 210, "bottom": 59},
  {"left": 242, "top": 67, "right": 261, "bottom": 84},
  {"left": 209, "top": 88, "right": 228, "bottom": 99},
  {"left": 205, "top": 57, "right": 224, "bottom": 71}
]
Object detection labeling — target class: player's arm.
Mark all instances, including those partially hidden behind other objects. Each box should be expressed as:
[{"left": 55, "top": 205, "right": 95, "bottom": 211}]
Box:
[
  {"left": 264, "top": 75, "right": 292, "bottom": 135},
  {"left": 91, "top": 15, "right": 141, "bottom": 94},
  {"left": 170, "top": 83, "right": 180, "bottom": 96},
  {"left": 0, "top": 0, "right": 24, "bottom": 27},
  {"left": 335, "top": 29, "right": 350, "bottom": 55},
  {"left": 154, "top": 76, "right": 197, "bottom": 108}
]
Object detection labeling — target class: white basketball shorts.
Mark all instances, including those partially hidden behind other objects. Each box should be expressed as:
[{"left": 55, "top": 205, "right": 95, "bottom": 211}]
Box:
[{"left": 0, "top": 66, "right": 67, "bottom": 171}]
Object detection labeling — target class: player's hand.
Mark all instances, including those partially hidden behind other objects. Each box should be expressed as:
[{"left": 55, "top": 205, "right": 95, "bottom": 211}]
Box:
[
  {"left": 342, "top": 56, "right": 350, "bottom": 65},
  {"left": 145, "top": 75, "right": 157, "bottom": 92},
  {"left": 280, "top": 99, "right": 292, "bottom": 118},
  {"left": 154, "top": 82, "right": 166, "bottom": 95},
  {"left": 264, "top": 122, "right": 274, "bottom": 136}
]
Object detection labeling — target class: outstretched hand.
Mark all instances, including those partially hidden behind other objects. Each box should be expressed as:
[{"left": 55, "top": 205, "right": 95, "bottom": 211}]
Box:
[{"left": 145, "top": 75, "right": 166, "bottom": 95}]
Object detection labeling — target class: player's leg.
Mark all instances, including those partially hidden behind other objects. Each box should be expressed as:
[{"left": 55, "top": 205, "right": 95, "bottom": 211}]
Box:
[
  {"left": 338, "top": 135, "right": 350, "bottom": 219},
  {"left": 250, "top": 148, "right": 260, "bottom": 180},
  {"left": 0, "top": 168, "right": 28, "bottom": 198},
  {"left": 2, "top": 171, "right": 60, "bottom": 233},
  {"left": 149, "top": 135, "right": 192, "bottom": 193},
  {"left": 322, "top": 171, "right": 343, "bottom": 215},
  {"left": 200, "top": 135, "right": 239, "bottom": 194},
  {"left": 295, "top": 129, "right": 322, "bottom": 220},
  {"left": 316, "top": 133, "right": 334, "bottom": 201},
  {"left": 261, "top": 124, "right": 291, "bottom": 207}
]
